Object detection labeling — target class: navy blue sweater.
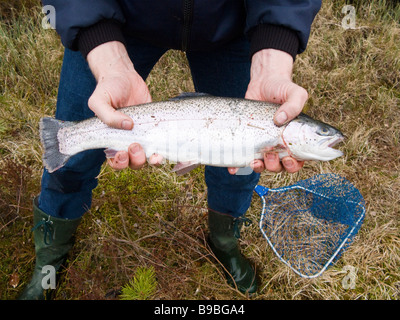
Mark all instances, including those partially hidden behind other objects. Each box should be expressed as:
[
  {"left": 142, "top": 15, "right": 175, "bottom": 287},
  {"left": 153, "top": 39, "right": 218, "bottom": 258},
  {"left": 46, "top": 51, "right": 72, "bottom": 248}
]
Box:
[{"left": 42, "top": 0, "right": 321, "bottom": 60}]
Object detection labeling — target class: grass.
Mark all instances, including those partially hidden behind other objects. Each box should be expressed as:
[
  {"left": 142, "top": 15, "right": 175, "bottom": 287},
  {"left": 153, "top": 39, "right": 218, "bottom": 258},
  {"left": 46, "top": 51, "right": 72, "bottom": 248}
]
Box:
[{"left": 0, "top": 0, "right": 399, "bottom": 300}]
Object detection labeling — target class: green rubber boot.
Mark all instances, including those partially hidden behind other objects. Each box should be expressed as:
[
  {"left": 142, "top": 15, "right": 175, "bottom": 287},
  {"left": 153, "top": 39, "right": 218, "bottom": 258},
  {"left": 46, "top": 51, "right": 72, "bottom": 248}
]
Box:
[
  {"left": 208, "top": 210, "right": 257, "bottom": 294},
  {"left": 18, "top": 198, "right": 81, "bottom": 300}
]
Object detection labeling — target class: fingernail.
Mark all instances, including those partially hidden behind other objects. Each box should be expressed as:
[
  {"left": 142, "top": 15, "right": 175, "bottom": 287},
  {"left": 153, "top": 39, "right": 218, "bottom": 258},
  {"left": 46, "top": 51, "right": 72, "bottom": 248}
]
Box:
[
  {"left": 129, "top": 144, "right": 141, "bottom": 156},
  {"left": 266, "top": 153, "right": 276, "bottom": 161},
  {"left": 122, "top": 120, "right": 132, "bottom": 130},
  {"left": 228, "top": 168, "right": 238, "bottom": 174},
  {"left": 250, "top": 161, "right": 261, "bottom": 171},
  {"left": 283, "top": 159, "right": 294, "bottom": 168},
  {"left": 275, "top": 112, "right": 288, "bottom": 125},
  {"left": 118, "top": 153, "right": 128, "bottom": 162},
  {"left": 149, "top": 153, "right": 164, "bottom": 165}
]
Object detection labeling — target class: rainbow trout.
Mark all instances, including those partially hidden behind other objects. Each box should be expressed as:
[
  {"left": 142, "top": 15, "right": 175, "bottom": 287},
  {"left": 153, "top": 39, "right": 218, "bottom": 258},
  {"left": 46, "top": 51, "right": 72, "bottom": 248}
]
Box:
[{"left": 40, "top": 93, "right": 344, "bottom": 174}]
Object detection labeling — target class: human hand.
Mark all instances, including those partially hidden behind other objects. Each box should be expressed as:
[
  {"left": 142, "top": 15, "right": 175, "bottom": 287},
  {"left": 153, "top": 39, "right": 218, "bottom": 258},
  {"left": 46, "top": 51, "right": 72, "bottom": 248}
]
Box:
[
  {"left": 87, "top": 41, "right": 162, "bottom": 170},
  {"left": 228, "top": 49, "right": 307, "bottom": 175}
]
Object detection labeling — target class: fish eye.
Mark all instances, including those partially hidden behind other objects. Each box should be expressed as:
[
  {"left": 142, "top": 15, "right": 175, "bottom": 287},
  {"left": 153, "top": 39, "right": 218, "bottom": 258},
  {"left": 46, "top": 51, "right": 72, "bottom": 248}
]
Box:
[{"left": 317, "top": 126, "right": 331, "bottom": 136}]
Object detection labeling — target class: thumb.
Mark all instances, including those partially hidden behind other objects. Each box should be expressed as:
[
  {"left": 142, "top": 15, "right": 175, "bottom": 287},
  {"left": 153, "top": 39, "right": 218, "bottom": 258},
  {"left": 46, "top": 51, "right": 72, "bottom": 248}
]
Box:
[
  {"left": 274, "top": 85, "right": 308, "bottom": 126},
  {"left": 88, "top": 89, "right": 134, "bottom": 130}
]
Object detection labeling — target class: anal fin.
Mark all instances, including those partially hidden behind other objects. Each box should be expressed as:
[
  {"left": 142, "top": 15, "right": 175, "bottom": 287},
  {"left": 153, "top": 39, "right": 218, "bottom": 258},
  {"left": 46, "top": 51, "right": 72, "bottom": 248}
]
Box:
[
  {"left": 171, "top": 161, "right": 200, "bottom": 175},
  {"left": 104, "top": 148, "right": 119, "bottom": 158}
]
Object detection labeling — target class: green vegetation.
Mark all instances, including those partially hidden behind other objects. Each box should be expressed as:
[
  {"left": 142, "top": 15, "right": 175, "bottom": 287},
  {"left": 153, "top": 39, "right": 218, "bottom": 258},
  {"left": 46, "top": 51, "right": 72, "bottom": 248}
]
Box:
[
  {"left": 120, "top": 266, "right": 157, "bottom": 300},
  {"left": 0, "top": 1, "right": 399, "bottom": 300}
]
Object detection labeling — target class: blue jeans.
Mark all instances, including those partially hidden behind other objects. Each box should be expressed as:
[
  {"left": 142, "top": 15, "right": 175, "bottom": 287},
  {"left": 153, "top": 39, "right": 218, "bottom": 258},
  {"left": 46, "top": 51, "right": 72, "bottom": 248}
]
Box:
[{"left": 38, "top": 37, "right": 260, "bottom": 219}]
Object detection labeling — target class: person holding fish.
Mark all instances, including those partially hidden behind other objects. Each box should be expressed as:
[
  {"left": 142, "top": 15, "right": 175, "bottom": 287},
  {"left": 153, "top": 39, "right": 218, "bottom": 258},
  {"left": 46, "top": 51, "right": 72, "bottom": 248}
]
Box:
[{"left": 19, "top": 0, "right": 323, "bottom": 299}]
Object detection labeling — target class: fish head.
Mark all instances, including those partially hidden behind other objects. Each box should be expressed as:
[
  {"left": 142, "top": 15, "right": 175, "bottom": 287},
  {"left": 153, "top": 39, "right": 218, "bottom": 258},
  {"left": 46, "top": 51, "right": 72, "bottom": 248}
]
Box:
[{"left": 282, "top": 113, "right": 345, "bottom": 161}]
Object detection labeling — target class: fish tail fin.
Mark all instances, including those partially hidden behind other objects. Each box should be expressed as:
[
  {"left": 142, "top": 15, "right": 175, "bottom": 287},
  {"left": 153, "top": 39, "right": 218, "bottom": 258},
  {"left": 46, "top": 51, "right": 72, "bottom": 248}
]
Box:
[{"left": 39, "top": 117, "right": 72, "bottom": 173}]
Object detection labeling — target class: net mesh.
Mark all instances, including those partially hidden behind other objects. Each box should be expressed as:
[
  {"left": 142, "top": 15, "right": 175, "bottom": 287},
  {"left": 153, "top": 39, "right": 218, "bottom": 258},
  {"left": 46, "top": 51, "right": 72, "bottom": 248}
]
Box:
[{"left": 255, "top": 173, "right": 365, "bottom": 278}]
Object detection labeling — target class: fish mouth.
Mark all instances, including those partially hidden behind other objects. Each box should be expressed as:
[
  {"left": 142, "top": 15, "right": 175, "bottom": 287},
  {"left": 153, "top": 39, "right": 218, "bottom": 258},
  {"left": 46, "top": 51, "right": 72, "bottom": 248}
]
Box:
[
  {"left": 312, "top": 136, "right": 345, "bottom": 160},
  {"left": 327, "top": 136, "right": 345, "bottom": 148},
  {"left": 319, "top": 135, "right": 344, "bottom": 149}
]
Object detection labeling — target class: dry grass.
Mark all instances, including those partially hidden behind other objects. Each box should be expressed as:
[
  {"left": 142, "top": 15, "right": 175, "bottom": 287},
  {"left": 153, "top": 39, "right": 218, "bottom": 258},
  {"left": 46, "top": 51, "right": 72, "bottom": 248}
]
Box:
[{"left": 0, "top": 1, "right": 399, "bottom": 300}]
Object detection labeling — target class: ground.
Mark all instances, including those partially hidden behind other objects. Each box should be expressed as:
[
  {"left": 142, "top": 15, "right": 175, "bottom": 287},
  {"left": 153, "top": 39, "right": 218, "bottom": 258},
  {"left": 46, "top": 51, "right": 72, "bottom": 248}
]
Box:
[{"left": 0, "top": 0, "right": 399, "bottom": 300}]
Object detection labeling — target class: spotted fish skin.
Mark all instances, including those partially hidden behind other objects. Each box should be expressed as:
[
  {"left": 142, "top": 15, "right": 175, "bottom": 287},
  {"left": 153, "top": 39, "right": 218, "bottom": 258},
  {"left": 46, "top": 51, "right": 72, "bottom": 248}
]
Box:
[{"left": 40, "top": 94, "right": 344, "bottom": 173}]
